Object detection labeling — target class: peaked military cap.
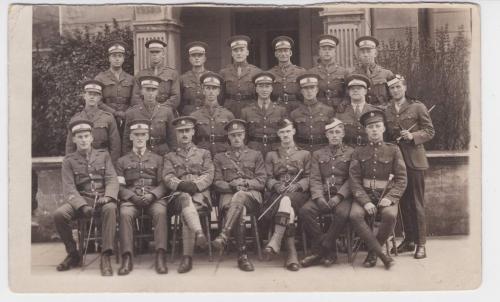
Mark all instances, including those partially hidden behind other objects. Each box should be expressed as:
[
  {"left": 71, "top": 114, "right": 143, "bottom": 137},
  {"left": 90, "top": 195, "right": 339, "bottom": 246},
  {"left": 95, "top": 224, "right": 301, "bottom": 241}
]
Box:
[
  {"left": 186, "top": 41, "right": 208, "bottom": 55},
  {"left": 200, "top": 72, "right": 223, "bottom": 87},
  {"left": 316, "top": 34, "right": 339, "bottom": 47},
  {"left": 227, "top": 35, "right": 251, "bottom": 49},
  {"left": 138, "top": 75, "right": 162, "bottom": 89},
  {"left": 172, "top": 116, "right": 197, "bottom": 130},
  {"left": 145, "top": 39, "right": 167, "bottom": 49},
  {"left": 346, "top": 74, "right": 371, "bottom": 89},
  {"left": 355, "top": 36, "right": 379, "bottom": 49},
  {"left": 82, "top": 79, "right": 104, "bottom": 94},
  {"left": 272, "top": 36, "right": 294, "bottom": 50},
  {"left": 225, "top": 119, "right": 247, "bottom": 134},
  {"left": 129, "top": 119, "right": 151, "bottom": 133},
  {"left": 296, "top": 73, "right": 321, "bottom": 88},
  {"left": 69, "top": 119, "right": 93, "bottom": 134},
  {"left": 360, "top": 109, "right": 386, "bottom": 127},
  {"left": 252, "top": 71, "right": 275, "bottom": 85}
]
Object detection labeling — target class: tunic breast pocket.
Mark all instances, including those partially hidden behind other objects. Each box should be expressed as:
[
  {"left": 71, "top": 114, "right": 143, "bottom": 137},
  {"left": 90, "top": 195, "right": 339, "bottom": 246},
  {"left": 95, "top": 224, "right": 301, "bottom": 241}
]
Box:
[
  {"left": 318, "top": 156, "right": 332, "bottom": 176},
  {"left": 332, "top": 156, "right": 350, "bottom": 174},
  {"left": 400, "top": 114, "right": 417, "bottom": 129},
  {"left": 92, "top": 123, "right": 109, "bottom": 147},
  {"left": 124, "top": 165, "right": 138, "bottom": 181},
  {"left": 375, "top": 156, "right": 393, "bottom": 176}
]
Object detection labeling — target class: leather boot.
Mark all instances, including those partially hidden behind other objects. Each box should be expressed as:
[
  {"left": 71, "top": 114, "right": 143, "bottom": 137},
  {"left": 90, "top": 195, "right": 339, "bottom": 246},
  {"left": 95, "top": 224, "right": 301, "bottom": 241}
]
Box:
[
  {"left": 300, "top": 254, "right": 322, "bottom": 268},
  {"left": 391, "top": 239, "right": 416, "bottom": 254},
  {"left": 236, "top": 219, "right": 254, "bottom": 272},
  {"left": 118, "top": 253, "right": 133, "bottom": 276},
  {"left": 414, "top": 245, "right": 427, "bottom": 259},
  {"left": 285, "top": 225, "right": 299, "bottom": 271},
  {"left": 56, "top": 251, "right": 81, "bottom": 271},
  {"left": 363, "top": 251, "right": 378, "bottom": 268},
  {"left": 155, "top": 249, "right": 168, "bottom": 274},
  {"left": 100, "top": 253, "right": 113, "bottom": 276},
  {"left": 321, "top": 250, "right": 338, "bottom": 267},
  {"left": 212, "top": 203, "right": 243, "bottom": 252},
  {"left": 177, "top": 255, "right": 192, "bottom": 274},
  {"left": 264, "top": 212, "right": 289, "bottom": 260}
]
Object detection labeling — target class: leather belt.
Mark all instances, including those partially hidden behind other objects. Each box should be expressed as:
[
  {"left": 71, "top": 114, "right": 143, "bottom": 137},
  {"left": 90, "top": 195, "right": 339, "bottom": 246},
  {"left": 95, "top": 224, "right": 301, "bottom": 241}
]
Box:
[
  {"left": 149, "top": 137, "right": 167, "bottom": 146},
  {"left": 128, "top": 179, "right": 156, "bottom": 187},
  {"left": 248, "top": 135, "right": 279, "bottom": 145},
  {"left": 295, "top": 136, "right": 328, "bottom": 145},
  {"left": 199, "top": 134, "right": 226, "bottom": 143},
  {"left": 80, "top": 191, "right": 104, "bottom": 199},
  {"left": 363, "top": 178, "right": 388, "bottom": 190},
  {"left": 345, "top": 136, "right": 366, "bottom": 146},
  {"left": 78, "top": 181, "right": 104, "bottom": 193},
  {"left": 277, "top": 93, "right": 298, "bottom": 103},
  {"left": 225, "top": 94, "right": 253, "bottom": 101},
  {"left": 105, "top": 96, "right": 128, "bottom": 104}
]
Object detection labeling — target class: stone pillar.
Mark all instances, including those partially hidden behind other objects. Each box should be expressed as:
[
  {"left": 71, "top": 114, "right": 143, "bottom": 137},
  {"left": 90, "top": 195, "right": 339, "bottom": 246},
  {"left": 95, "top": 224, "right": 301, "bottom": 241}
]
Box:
[
  {"left": 132, "top": 5, "right": 182, "bottom": 74},
  {"left": 319, "top": 8, "right": 370, "bottom": 68}
]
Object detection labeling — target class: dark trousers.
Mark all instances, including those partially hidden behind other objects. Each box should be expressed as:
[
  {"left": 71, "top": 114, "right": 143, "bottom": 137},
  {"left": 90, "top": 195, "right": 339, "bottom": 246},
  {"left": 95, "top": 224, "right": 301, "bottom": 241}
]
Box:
[
  {"left": 53, "top": 201, "right": 117, "bottom": 254},
  {"left": 349, "top": 202, "right": 397, "bottom": 254},
  {"left": 299, "top": 199, "right": 352, "bottom": 254},
  {"left": 400, "top": 169, "right": 427, "bottom": 245}
]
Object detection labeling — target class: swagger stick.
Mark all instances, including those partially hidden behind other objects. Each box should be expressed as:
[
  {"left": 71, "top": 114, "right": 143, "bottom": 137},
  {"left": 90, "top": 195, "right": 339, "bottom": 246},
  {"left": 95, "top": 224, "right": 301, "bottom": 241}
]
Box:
[
  {"left": 82, "top": 193, "right": 99, "bottom": 269},
  {"left": 396, "top": 104, "right": 436, "bottom": 143}
]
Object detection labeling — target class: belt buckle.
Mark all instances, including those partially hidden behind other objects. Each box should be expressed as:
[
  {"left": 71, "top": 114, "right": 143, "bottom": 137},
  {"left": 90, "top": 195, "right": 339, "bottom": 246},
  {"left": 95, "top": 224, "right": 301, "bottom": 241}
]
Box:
[
  {"left": 357, "top": 136, "right": 362, "bottom": 146},
  {"left": 283, "top": 93, "right": 289, "bottom": 105},
  {"left": 262, "top": 135, "right": 268, "bottom": 145},
  {"left": 326, "top": 89, "right": 332, "bottom": 100},
  {"left": 236, "top": 93, "right": 242, "bottom": 101},
  {"left": 210, "top": 134, "right": 215, "bottom": 144},
  {"left": 309, "top": 136, "right": 315, "bottom": 146}
]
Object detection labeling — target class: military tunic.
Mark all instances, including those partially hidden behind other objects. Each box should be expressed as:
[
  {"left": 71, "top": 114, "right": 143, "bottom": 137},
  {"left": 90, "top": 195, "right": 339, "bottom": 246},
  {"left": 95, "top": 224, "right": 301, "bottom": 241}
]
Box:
[
  {"left": 122, "top": 102, "right": 176, "bottom": 157},
  {"left": 213, "top": 146, "right": 267, "bottom": 211},
  {"left": 116, "top": 150, "right": 168, "bottom": 255},
  {"left": 190, "top": 105, "right": 235, "bottom": 156},
  {"left": 131, "top": 66, "right": 180, "bottom": 109},
  {"left": 290, "top": 100, "right": 335, "bottom": 152},
  {"left": 308, "top": 62, "right": 349, "bottom": 110},
  {"left": 162, "top": 143, "right": 215, "bottom": 209},
  {"left": 385, "top": 99, "right": 434, "bottom": 245},
  {"left": 94, "top": 69, "right": 134, "bottom": 117},
  {"left": 219, "top": 62, "right": 262, "bottom": 118},
  {"left": 264, "top": 145, "right": 311, "bottom": 213},
  {"left": 65, "top": 108, "right": 121, "bottom": 164},
  {"left": 54, "top": 149, "right": 119, "bottom": 254},
  {"left": 335, "top": 102, "right": 378, "bottom": 147},
  {"left": 267, "top": 63, "right": 305, "bottom": 113},
  {"left": 240, "top": 102, "right": 288, "bottom": 155},
  {"left": 352, "top": 63, "right": 394, "bottom": 108},
  {"left": 179, "top": 69, "right": 211, "bottom": 115}
]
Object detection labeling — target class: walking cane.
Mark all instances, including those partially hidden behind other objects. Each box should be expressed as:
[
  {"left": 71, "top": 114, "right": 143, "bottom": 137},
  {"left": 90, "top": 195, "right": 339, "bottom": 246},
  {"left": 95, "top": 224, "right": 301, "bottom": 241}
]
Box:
[{"left": 82, "top": 193, "right": 98, "bottom": 269}]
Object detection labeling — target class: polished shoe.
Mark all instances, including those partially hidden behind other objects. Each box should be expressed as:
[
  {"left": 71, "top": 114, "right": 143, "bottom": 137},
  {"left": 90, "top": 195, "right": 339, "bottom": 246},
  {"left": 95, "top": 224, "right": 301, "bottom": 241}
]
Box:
[
  {"left": 100, "top": 254, "right": 113, "bottom": 276},
  {"left": 118, "top": 253, "right": 133, "bottom": 276},
  {"left": 237, "top": 254, "right": 255, "bottom": 272},
  {"left": 56, "top": 252, "right": 81, "bottom": 271},
  {"left": 285, "top": 236, "right": 300, "bottom": 272},
  {"left": 363, "top": 251, "right": 378, "bottom": 268},
  {"left": 414, "top": 245, "right": 427, "bottom": 259},
  {"left": 195, "top": 231, "right": 208, "bottom": 250},
  {"left": 211, "top": 233, "right": 228, "bottom": 253},
  {"left": 381, "top": 254, "right": 394, "bottom": 270},
  {"left": 300, "top": 254, "right": 322, "bottom": 268},
  {"left": 321, "top": 252, "right": 338, "bottom": 267},
  {"left": 177, "top": 255, "right": 193, "bottom": 274},
  {"left": 155, "top": 249, "right": 168, "bottom": 274},
  {"left": 263, "top": 246, "right": 278, "bottom": 261},
  {"left": 391, "top": 239, "right": 416, "bottom": 254}
]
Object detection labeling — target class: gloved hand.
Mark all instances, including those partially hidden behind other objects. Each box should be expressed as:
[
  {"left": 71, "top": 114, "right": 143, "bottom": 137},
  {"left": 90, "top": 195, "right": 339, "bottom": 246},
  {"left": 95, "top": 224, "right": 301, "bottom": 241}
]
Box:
[
  {"left": 328, "top": 194, "right": 342, "bottom": 208},
  {"left": 177, "top": 181, "right": 198, "bottom": 195},
  {"left": 315, "top": 197, "right": 331, "bottom": 212},
  {"left": 80, "top": 205, "right": 94, "bottom": 218},
  {"left": 141, "top": 193, "right": 155, "bottom": 206}
]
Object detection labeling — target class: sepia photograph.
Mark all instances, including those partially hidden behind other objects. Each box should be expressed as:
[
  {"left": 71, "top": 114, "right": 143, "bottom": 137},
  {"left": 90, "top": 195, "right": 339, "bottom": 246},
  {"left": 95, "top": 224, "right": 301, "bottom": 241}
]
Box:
[{"left": 7, "top": 1, "right": 482, "bottom": 294}]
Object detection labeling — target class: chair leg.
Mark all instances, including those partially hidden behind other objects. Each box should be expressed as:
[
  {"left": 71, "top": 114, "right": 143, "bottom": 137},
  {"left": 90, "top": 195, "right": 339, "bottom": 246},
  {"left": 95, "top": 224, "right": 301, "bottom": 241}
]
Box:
[
  {"left": 251, "top": 215, "right": 262, "bottom": 261},
  {"left": 204, "top": 214, "right": 213, "bottom": 262},
  {"left": 301, "top": 224, "right": 308, "bottom": 256},
  {"left": 170, "top": 215, "right": 179, "bottom": 263}
]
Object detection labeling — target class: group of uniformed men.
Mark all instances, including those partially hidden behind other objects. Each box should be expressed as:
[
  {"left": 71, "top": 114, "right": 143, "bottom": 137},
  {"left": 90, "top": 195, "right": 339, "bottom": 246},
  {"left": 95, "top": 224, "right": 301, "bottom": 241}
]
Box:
[{"left": 53, "top": 33, "right": 435, "bottom": 276}]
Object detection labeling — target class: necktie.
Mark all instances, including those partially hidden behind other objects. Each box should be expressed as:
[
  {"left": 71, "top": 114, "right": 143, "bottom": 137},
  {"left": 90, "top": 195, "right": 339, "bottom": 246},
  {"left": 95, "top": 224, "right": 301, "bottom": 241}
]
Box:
[
  {"left": 355, "top": 104, "right": 361, "bottom": 120},
  {"left": 237, "top": 66, "right": 242, "bottom": 77}
]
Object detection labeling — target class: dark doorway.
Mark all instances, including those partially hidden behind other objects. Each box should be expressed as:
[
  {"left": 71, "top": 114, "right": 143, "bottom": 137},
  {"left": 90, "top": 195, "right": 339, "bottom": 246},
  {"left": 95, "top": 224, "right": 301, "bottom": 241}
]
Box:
[{"left": 233, "top": 8, "right": 300, "bottom": 70}]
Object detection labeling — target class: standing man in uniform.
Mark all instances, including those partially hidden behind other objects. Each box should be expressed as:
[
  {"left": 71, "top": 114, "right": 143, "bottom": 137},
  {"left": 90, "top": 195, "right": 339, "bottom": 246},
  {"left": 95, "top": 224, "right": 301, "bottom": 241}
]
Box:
[
  {"left": 349, "top": 109, "right": 407, "bottom": 270},
  {"left": 65, "top": 80, "right": 121, "bottom": 164},
  {"left": 191, "top": 72, "right": 234, "bottom": 156},
  {"left": 291, "top": 73, "right": 335, "bottom": 152},
  {"left": 131, "top": 39, "right": 180, "bottom": 110},
  {"left": 179, "top": 41, "right": 211, "bottom": 116},
  {"left": 336, "top": 74, "right": 378, "bottom": 147},
  {"left": 211, "top": 119, "right": 267, "bottom": 272},
  {"left": 54, "top": 119, "right": 119, "bottom": 276},
  {"left": 123, "top": 75, "right": 176, "bottom": 157},
  {"left": 353, "top": 36, "right": 394, "bottom": 108},
  {"left": 308, "top": 35, "right": 349, "bottom": 111},
  {"left": 219, "top": 35, "right": 262, "bottom": 118},
  {"left": 267, "top": 36, "right": 305, "bottom": 114},
  {"left": 384, "top": 75, "right": 434, "bottom": 259},
  {"left": 263, "top": 118, "right": 311, "bottom": 271},
  {"left": 299, "top": 118, "right": 354, "bottom": 267},
  {"left": 115, "top": 120, "right": 169, "bottom": 275},
  {"left": 162, "top": 116, "right": 213, "bottom": 274},
  {"left": 241, "top": 72, "right": 288, "bottom": 156},
  {"left": 94, "top": 40, "right": 134, "bottom": 134}
]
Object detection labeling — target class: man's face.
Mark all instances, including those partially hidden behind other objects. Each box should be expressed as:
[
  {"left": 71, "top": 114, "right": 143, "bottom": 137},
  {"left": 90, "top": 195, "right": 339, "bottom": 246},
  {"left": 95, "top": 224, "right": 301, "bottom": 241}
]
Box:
[
  {"left": 176, "top": 128, "right": 195, "bottom": 145},
  {"left": 326, "top": 126, "right": 345, "bottom": 146},
  {"left": 301, "top": 85, "right": 319, "bottom": 102},
  {"left": 203, "top": 85, "right": 220, "bottom": 103},
  {"left": 231, "top": 46, "right": 249, "bottom": 63},
  {"left": 189, "top": 53, "right": 206, "bottom": 67},
  {"left": 109, "top": 53, "right": 124, "bottom": 68},
  {"left": 319, "top": 45, "right": 336, "bottom": 62},
  {"left": 388, "top": 82, "right": 407, "bottom": 101},
  {"left": 277, "top": 126, "right": 296, "bottom": 144},
  {"left": 365, "top": 121, "right": 385, "bottom": 141},
  {"left": 141, "top": 87, "right": 159, "bottom": 103},
  {"left": 348, "top": 85, "right": 367, "bottom": 102},
  {"left": 72, "top": 131, "right": 93, "bottom": 151},
  {"left": 358, "top": 48, "right": 377, "bottom": 65},
  {"left": 256, "top": 83, "right": 273, "bottom": 99},
  {"left": 275, "top": 48, "right": 292, "bottom": 63},
  {"left": 84, "top": 91, "right": 102, "bottom": 107},
  {"left": 130, "top": 131, "right": 149, "bottom": 149},
  {"left": 228, "top": 132, "right": 245, "bottom": 148},
  {"left": 149, "top": 49, "right": 164, "bottom": 66}
]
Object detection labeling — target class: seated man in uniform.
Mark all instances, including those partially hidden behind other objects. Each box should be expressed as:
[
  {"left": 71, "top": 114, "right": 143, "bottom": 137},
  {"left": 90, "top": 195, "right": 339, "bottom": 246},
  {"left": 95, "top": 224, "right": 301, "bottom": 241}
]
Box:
[
  {"left": 299, "top": 118, "right": 354, "bottom": 267},
  {"left": 162, "top": 116, "right": 213, "bottom": 273},
  {"left": 54, "top": 119, "right": 119, "bottom": 276},
  {"left": 115, "top": 119, "right": 169, "bottom": 275},
  {"left": 348, "top": 109, "right": 407, "bottom": 270},
  {"left": 211, "top": 119, "right": 267, "bottom": 271}
]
